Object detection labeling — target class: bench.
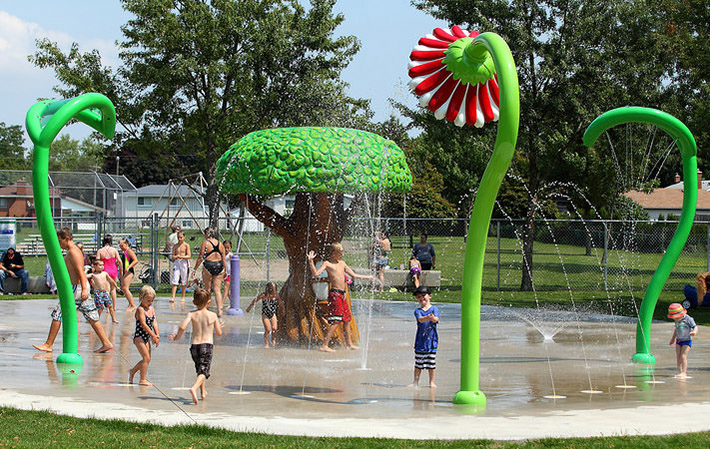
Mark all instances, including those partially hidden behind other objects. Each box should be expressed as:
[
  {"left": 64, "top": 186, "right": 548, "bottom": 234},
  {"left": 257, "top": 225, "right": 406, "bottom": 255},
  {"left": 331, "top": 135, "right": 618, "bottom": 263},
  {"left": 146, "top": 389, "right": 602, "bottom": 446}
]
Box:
[
  {"left": 353, "top": 268, "right": 441, "bottom": 289},
  {"left": 3, "top": 275, "right": 51, "bottom": 294}
]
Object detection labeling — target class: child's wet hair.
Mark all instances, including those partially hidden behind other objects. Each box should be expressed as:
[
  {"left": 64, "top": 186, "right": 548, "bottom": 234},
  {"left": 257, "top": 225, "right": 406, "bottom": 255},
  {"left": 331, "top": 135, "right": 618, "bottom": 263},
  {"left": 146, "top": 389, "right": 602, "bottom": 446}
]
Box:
[
  {"left": 193, "top": 288, "right": 210, "bottom": 308},
  {"left": 92, "top": 259, "right": 104, "bottom": 267},
  {"left": 265, "top": 282, "right": 278, "bottom": 295},
  {"left": 139, "top": 285, "right": 156, "bottom": 302},
  {"left": 330, "top": 242, "right": 344, "bottom": 255}
]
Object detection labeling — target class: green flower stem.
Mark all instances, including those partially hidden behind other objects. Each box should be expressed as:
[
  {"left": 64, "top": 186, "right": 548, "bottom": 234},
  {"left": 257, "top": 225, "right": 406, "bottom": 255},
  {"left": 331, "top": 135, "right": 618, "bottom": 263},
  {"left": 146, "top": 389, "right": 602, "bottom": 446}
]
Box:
[
  {"left": 454, "top": 32, "right": 520, "bottom": 406},
  {"left": 25, "top": 94, "right": 116, "bottom": 365},
  {"left": 583, "top": 107, "right": 697, "bottom": 364}
]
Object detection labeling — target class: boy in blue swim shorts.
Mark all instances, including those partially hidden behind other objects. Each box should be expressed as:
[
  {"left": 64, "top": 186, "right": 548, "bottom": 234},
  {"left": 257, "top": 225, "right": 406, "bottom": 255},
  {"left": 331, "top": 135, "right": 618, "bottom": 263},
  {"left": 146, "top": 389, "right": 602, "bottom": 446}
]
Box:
[
  {"left": 88, "top": 260, "right": 119, "bottom": 324},
  {"left": 668, "top": 303, "right": 698, "bottom": 379}
]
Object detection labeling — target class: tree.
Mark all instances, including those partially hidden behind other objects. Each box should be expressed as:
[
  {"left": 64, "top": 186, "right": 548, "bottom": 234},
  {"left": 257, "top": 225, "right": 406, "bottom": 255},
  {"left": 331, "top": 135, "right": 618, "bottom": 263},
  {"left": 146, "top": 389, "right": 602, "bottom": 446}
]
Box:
[
  {"left": 0, "top": 122, "right": 28, "bottom": 170},
  {"left": 30, "top": 0, "right": 369, "bottom": 225},
  {"left": 372, "top": 117, "right": 456, "bottom": 218},
  {"left": 410, "top": 1, "right": 671, "bottom": 290},
  {"left": 217, "top": 127, "right": 412, "bottom": 344}
]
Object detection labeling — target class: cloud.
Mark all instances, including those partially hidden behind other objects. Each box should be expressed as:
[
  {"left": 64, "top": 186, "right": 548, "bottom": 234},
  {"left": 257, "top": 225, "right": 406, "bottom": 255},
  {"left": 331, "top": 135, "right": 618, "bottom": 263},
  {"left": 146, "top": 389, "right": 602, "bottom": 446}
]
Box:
[{"left": 0, "top": 11, "right": 119, "bottom": 74}]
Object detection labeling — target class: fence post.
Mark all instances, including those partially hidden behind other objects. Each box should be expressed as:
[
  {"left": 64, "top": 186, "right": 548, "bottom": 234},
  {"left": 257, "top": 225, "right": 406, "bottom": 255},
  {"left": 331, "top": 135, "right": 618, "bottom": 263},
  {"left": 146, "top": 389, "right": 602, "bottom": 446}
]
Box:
[
  {"left": 707, "top": 223, "right": 710, "bottom": 272},
  {"left": 603, "top": 221, "right": 608, "bottom": 290},
  {"left": 152, "top": 213, "right": 159, "bottom": 290},
  {"left": 496, "top": 221, "right": 501, "bottom": 291},
  {"left": 266, "top": 228, "right": 271, "bottom": 282}
]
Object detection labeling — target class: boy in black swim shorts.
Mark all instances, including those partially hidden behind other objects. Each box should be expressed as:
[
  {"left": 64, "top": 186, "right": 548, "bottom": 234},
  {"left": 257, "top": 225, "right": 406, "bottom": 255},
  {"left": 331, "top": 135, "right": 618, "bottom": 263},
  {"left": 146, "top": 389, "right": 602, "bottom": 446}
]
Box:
[{"left": 170, "top": 288, "right": 223, "bottom": 404}]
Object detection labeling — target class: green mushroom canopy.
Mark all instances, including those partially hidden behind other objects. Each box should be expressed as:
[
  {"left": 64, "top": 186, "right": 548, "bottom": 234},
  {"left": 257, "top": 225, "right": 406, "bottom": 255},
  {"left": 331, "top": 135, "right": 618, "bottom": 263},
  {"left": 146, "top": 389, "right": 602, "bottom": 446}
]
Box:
[{"left": 216, "top": 127, "right": 413, "bottom": 195}]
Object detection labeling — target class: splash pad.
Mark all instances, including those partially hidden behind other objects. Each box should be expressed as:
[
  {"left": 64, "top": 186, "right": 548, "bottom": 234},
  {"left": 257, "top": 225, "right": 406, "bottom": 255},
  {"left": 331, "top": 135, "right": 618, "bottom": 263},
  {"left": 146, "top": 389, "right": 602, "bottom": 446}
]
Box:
[{"left": 4, "top": 297, "right": 710, "bottom": 439}]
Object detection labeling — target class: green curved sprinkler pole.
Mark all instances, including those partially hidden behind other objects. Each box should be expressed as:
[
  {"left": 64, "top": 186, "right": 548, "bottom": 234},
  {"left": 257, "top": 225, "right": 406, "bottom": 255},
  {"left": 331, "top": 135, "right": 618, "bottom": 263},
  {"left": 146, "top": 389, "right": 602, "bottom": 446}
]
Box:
[
  {"left": 25, "top": 93, "right": 116, "bottom": 365},
  {"left": 583, "top": 107, "right": 697, "bottom": 364},
  {"left": 454, "top": 33, "right": 520, "bottom": 406}
]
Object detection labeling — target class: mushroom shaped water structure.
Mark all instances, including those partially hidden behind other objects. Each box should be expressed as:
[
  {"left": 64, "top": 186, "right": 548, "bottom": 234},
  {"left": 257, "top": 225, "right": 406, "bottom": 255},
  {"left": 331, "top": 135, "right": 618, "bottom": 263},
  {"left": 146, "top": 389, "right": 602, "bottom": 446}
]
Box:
[
  {"left": 216, "top": 127, "right": 412, "bottom": 344},
  {"left": 408, "top": 28, "right": 520, "bottom": 406}
]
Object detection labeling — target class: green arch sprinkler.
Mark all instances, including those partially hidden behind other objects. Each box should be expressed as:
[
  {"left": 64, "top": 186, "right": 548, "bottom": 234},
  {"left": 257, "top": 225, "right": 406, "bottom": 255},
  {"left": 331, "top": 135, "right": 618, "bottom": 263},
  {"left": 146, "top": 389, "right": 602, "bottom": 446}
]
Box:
[
  {"left": 583, "top": 107, "right": 697, "bottom": 364},
  {"left": 25, "top": 93, "right": 116, "bottom": 365},
  {"left": 409, "top": 27, "right": 520, "bottom": 405}
]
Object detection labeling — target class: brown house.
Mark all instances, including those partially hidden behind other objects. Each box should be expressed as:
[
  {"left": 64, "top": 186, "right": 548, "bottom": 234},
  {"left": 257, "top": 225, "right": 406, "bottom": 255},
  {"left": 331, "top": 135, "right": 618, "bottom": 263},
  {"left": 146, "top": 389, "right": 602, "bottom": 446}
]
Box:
[
  {"left": 0, "top": 179, "right": 61, "bottom": 218},
  {"left": 625, "top": 170, "right": 710, "bottom": 221}
]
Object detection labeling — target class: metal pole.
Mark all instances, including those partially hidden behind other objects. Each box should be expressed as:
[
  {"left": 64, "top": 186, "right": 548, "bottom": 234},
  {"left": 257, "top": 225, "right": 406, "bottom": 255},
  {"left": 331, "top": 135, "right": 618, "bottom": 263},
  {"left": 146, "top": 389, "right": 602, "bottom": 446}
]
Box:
[
  {"left": 496, "top": 221, "right": 500, "bottom": 291},
  {"left": 706, "top": 223, "right": 709, "bottom": 272},
  {"left": 227, "top": 255, "right": 242, "bottom": 315},
  {"left": 603, "top": 221, "right": 608, "bottom": 290},
  {"left": 152, "top": 213, "right": 159, "bottom": 290},
  {"left": 266, "top": 228, "right": 271, "bottom": 282}
]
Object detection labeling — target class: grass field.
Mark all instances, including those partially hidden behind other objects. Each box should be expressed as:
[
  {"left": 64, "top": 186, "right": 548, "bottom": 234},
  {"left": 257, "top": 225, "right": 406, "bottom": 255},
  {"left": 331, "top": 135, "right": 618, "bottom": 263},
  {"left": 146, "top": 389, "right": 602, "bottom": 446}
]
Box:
[{"left": 2, "top": 407, "right": 710, "bottom": 448}]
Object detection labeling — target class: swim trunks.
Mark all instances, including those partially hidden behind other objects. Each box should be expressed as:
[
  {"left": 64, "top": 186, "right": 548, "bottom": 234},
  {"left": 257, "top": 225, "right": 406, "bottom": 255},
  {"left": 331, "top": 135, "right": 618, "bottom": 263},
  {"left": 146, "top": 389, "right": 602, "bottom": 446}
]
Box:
[
  {"left": 414, "top": 351, "right": 437, "bottom": 370},
  {"left": 93, "top": 289, "right": 113, "bottom": 309},
  {"left": 52, "top": 285, "right": 99, "bottom": 323},
  {"left": 172, "top": 259, "right": 189, "bottom": 286},
  {"left": 327, "top": 288, "right": 351, "bottom": 324},
  {"left": 676, "top": 339, "right": 692, "bottom": 347},
  {"left": 190, "top": 343, "right": 214, "bottom": 379}
]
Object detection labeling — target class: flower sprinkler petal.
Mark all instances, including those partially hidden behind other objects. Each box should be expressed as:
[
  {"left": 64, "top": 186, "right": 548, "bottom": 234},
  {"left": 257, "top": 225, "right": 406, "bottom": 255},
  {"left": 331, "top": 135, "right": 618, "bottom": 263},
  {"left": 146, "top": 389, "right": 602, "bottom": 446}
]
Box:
[{"left": 408, "top": 27, "right": 499, "bottom": 128}]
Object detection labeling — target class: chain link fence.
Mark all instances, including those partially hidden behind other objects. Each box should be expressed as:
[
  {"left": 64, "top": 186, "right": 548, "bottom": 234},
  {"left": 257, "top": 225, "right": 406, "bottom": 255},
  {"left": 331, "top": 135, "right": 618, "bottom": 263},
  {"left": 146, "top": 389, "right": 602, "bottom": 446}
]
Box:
[{"left": 8, "top": 215, "right": 709, "bottom": 299}]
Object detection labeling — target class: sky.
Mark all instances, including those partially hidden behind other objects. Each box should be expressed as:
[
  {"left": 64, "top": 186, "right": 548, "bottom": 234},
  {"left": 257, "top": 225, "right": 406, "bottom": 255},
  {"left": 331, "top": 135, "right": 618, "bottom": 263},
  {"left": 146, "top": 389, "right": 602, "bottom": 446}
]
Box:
[{"left": 0, "top": 1, "right": 440, "bottom": 144}]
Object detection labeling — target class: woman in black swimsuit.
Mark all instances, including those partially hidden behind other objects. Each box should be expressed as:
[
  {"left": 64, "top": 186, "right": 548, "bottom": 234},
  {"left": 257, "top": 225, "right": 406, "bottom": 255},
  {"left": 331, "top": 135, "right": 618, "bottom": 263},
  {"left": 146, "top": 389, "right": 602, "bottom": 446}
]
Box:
[{"left": 193, "top": 228, "right": 226, "bottom": 317}]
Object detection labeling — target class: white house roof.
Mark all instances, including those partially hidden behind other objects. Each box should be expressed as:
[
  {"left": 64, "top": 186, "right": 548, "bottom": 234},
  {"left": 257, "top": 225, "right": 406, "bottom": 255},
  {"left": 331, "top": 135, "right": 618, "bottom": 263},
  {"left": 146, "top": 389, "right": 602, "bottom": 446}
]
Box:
[{"left": 135, "top": 184, "right": 206, "bottom": 197}]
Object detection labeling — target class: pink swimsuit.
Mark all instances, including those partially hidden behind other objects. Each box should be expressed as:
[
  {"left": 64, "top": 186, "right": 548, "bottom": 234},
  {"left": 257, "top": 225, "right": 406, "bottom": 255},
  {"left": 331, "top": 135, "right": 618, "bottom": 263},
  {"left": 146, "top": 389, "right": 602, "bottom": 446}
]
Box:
[{"left": 99, "top": 247, "right": 119, "bottom": 280}]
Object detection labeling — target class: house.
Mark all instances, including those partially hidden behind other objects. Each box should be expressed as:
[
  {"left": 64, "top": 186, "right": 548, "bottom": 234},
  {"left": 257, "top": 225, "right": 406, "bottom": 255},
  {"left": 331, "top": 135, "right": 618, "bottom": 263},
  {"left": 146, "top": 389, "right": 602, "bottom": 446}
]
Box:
[
  {"left": 625, "top": 170, "right": 710, "bottom": 221},
  {"left": 0, "top": 179, "right": 108, "bottom": 218}
]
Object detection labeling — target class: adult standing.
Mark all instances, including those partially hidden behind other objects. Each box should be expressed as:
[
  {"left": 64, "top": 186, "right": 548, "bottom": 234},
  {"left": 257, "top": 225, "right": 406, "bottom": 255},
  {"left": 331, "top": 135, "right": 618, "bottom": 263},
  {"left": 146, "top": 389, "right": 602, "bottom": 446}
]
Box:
[
  {"left": 412, "top": 233, "right": 436, "bottom": 271},
  {"left": 166, "top": 225, "right": 180, "bottom": 254},
  {"left": 96, "top": 235, "right": 123, "bottom": 311},
  {"left": 193, "top": 228, "right": 226, "bottom": 318},
  {"left": 0, "top": 247, "right": 30, "bottom": 295},
  {"left": 119, "top": 238, "right": 138, "bottom": 310},
  {"left": 371, "top": 232, "right": 391, "bottom": 292}
]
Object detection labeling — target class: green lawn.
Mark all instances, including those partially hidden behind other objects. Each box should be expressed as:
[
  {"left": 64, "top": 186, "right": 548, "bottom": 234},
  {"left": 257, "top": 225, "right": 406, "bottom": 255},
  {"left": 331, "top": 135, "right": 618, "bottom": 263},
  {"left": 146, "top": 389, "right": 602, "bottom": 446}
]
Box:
[{"left": 2, "top": 407, "right": 710, "bottom": 448}]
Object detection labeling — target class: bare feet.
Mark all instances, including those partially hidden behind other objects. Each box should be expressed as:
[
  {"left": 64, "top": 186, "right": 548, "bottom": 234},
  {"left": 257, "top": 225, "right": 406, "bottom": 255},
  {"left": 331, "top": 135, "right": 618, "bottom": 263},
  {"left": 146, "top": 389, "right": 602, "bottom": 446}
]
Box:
[
  {"left": 407, "top": 383, "right": 418, "bottom": 388},
  {"left": 94, "top": 344, "right": 114, "bottom": 353},
  {"left": 319, "top": 345, "right": 335, "bottom": 353},
  {"left": 126, "top": 306, "right": 136, "bottom": 312},
  {"left": 112, "top": 319, "right": 120, "bottom": 324},
  {"left": 429, "top": 383, "right": 438, "bottom": 388},
  {"left": 674, "top": 373, "right": 688, "bottom": 379},
  {"left": 264, "top": 344, "right": 271, "bottom": 349},
  {"left": 129, "top": 368, "right": 136, "bottom": 384},
  {"left": 189, "top": 387, "right": 199, "bottom": 405},
  {"left": 32, "top": 343, "right": 53, "bottom": 352},
  {"left": 201, "top": 388, "right": 207, "bottom": 400},
  {"left": 347, "top": 345, "right": 360, "bottom": 350},
  {"left": 138, "top": 380, "right": 153, "bottom": 387},
  {"left": 169, "top": 299, "right": 175, "bottom": 303}
]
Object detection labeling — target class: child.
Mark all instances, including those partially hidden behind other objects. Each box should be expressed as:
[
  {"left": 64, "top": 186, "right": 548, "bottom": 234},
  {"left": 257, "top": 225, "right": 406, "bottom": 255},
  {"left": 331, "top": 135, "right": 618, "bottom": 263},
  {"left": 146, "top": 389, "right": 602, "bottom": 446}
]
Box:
[
  {"left": 129, "top": 286, "right": 159, "bottom": 386},
  {"left": 32, "top": 227, "right": 113, "bottom": 353},
  {"left": 170, "top": 231, "right": 191, "bottom": 304},
  {"left": 170, "top": 288, "right": 223, "bottom": 404},
  {"left": 88, "top": 260, "right": 119, "bottom": 324},
  {"left": 245, "top": 282, "right": 283, "bottom": 348},
  {"left": 668, "top": 303, "right": 698, "bottom": 379},
  {"left": 222, "top": 240, "right": 233, "bottom": 306},
  {"left": 410, "top": 285, "right": 439, "bottom": 388},
  {"left": 409, "top": 255, "right": 422, "bottom": 289},
  {"left": 307, "top": 242, "right": 375, "bottom": 352}
]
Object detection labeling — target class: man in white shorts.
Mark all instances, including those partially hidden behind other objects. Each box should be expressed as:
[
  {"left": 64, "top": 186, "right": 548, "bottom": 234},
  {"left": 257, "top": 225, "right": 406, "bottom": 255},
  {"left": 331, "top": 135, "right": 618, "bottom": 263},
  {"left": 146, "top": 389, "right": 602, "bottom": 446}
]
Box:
[{"left": 170, "top": 231, "right": 191, "bottom": 303}]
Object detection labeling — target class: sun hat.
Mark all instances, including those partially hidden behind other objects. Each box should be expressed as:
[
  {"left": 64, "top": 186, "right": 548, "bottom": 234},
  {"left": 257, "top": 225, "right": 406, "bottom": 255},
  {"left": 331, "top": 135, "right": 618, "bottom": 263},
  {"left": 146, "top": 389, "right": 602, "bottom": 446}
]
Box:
[{"left": 668, "top": 303, "right": 686, "bottom": 319}]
